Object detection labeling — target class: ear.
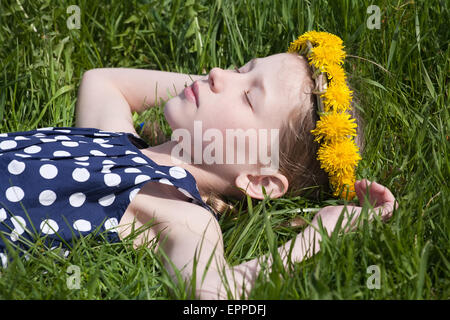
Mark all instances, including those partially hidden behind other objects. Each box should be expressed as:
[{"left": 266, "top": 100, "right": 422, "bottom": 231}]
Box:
[{"left": 235, "top": 172, "right": 289, "bottom": 200}]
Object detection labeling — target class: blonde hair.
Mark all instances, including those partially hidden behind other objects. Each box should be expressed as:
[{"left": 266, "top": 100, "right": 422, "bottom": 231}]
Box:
[{"left": 143, "top": 56, "right": 364, "bottom": 217}]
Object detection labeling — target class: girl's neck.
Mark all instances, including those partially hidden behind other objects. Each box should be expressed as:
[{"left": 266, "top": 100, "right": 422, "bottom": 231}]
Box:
[{"left": 141, "top": 140, "right": 240, "bottom": 199}]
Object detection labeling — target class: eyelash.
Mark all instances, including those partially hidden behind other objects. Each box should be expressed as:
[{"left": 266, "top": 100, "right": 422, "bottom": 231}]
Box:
[{"left": 234, "top": 66, "right": 253, "bottom": 109}]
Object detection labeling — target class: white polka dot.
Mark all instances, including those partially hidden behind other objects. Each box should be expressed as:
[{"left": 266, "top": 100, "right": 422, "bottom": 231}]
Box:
[
  {"left": 90, "top": 150, "right": 106, "bottom": 157},
  {"left": 93, "top": 133, "right": 110, "bottom": 137},
  {"left": 5, "top": 186, "right": 25, "bottom": 202},
  {"left": 37, "top": 127, "right": 54, "bottom": 131},
  {"left": 0, "top": 252, "right": 7, "bottom": 268},
  {"left": 177, "top": 187, "right": 193, "bottom": 199},
  {"left": 8, "top": 159, "right": 25, "bottom": 175},
  {"left": 40, "top": 219, "right": 59, "bottom": 235},
  {"left": 100, "top": 144, "right": 114, "bottom": 148},
  {"left": 98, "top": 194, "right": 115, "bottom": 206},
  {"left": 11, "top": 216, "right": 26, "bottom": 235},
  {"left": 75, "top": 156, "right": 89, "bottom": 161},
  {"left": 24, "top": 145, "right": 41, "bottom": 154},
  {"left": 14, "top": 136, "right": 29, "bottom": 141},
  {"left": 10, "top": 230, "right": 20, "bottom": 242},
  {"left": 73, "top": 219, "right": 91, "bottom": 232},
  {"left": 40, "top": 164, "right": 58, "bottom": 179},
  {"left": 104, "top": 218, "right": 119, "bottom": 233},
  {"left": 104, "top": 173, "right": 121, "bottom": 187},
  {"left": 14, "top": 153, "right": 31, "bottom": 158},
  {"left": 0, "top": 208, "right": 7, "bottom": 222},
  {"left": 155, "top": 170, "right": 166, "bottom": 175},
  {"left": 124, "top": 168, "right": 141, "bottom": 173},
  {"left": 40, "top": 138, "right": 57, "bottom": 143},
  {"left": 69, "top": 192, "right": 86, "bottom": 207},
  {"left": 158, "top": 178, "right": 173, "bottom": 186},
  {"left": 101, "top": 165, "right": 114, "bottom": 173},
  {"left": 0, "top": 133, "right": 7, "bottom": 137},
  {"left": 39, "top": 190, "right": 57, "bottom": 206},
  {"left": 102, "top": 160, "right": 115, "bottom": 165},
  {"left": 61, "top": 141, "right": 79, "bottom": 147},
  {"left": 129, "top": 188, "right": 140, "bottom": 202},
  {"left": 169, "top": 166, "right": 187, "bottom": 179},
  {"left": 125, "top": 150, "right": 137, "bottom": 155},
  {"left": 135, "top": 175, "right": 151, "bottom": 184},
  {"left": 54, "top": 135, "right": 71, "bottom": 141},
  {"left": 145, "top": 165, "right": 154, "bottom": 169},
  {"left": 132, "top": 156, "right": 147, "bottom": 164},
  {"left": 72, "top": 168, "right": 90, "bottom": 182},
  {"left": 93, "top": 138, "right": 109, "bottom": 144},
  {"left": 75, "top": 162, "right": 89, "bottom": 166},
  {"left": 53, "top": 150, "right": 71, "bottom": 157},
  {"left": 10, "top": 217, "right": 27, "bottom": 241},
  {"left": 33, "top": 133, "right": 46, "bottom": 138},
  {"left": 0, "top": 140, "right": 17, "bottom": 150},
  {"left": 54, "top": 129, "right": 71, "bottom": 133}
]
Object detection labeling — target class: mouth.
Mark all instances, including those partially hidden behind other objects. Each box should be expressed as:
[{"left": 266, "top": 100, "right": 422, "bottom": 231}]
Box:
[{"left": 184, "top": 82, "right": 199, "bottom": 107}]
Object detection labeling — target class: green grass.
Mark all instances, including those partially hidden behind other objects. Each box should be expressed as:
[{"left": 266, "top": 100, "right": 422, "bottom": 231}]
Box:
[{"left": 0, "top": 0, "right": 448, "bottom": 299}]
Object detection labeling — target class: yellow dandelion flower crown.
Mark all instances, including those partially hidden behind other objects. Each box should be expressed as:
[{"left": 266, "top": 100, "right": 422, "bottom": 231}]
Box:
[{"left": 288, "top": 31, "right": 362, "bottom": 200}]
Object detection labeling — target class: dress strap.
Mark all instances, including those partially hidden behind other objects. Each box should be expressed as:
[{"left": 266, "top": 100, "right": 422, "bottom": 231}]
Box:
[{"left": 126, "top": 134, "right": 149, "bottom": 149}]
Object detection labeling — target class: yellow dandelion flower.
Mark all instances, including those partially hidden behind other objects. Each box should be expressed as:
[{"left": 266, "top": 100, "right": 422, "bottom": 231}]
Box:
[
  {"left": 309, "top": 45, "right": 346, "bottom": 71},
  {"left": 288, "top": 31, "right": 344, "bottom": 56},
  {"left": 317, "top": 138, "right": 361, "bottom": 176},
  {"left": 313, "top": 32, "right": 344, "bottom": 47},
  {"left": 297, "top": 31, "right": 321, "bottom": 45},
  {"left": 321, "top": 81, "right": 353, "bottom": 112},
  {"left": 296, "top": 31, "right": 343, "bottom": 47},
  {"left": 329, "top": 172, "right": 357, "bottom": 200},
  {"left": 310, "top": 111, "right": 357, "bottom": 143},
  {"left": 288, "top": 40, "right": 303, "bottom": 53},
  {"left": 325, "top": 64, "right": 347, "bottom": 85}
]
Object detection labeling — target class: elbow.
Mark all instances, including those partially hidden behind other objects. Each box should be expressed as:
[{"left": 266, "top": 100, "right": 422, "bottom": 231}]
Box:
[{"left": 80, "top": 68, "right": 106, "bottom": 86}]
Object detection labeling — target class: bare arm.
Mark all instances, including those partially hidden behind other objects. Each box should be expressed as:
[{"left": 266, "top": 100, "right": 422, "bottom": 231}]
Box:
[
  {"left": 228, "top": 179, "right": 398, "bottom": 298},
  {"left": 75, "top": 68, "right": 204, "bottom": 132}
]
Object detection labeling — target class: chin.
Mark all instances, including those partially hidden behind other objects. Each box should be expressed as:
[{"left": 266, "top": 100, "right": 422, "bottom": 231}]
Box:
[{"left": 164, "top": 97, "right": 182, "bottom": 131}]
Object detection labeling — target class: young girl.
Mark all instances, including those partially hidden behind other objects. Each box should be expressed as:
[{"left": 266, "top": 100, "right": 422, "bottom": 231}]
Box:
[{"left": 0, "top": 31, "right": 397, "bottom": 299}]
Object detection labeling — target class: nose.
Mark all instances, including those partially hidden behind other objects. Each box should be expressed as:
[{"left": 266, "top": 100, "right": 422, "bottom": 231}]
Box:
[{"left": 208, "top": 67, "right": 226, "bottom": 93}]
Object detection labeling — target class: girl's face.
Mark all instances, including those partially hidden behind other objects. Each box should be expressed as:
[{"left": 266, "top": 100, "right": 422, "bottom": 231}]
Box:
[{"left": 164, "top": 53, "right": 308, "bottom": 169}]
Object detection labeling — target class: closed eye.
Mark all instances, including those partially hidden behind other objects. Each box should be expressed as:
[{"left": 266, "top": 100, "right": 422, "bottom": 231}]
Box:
[{"left": 234, "top": 66, "right": 253, "bottom": 110}]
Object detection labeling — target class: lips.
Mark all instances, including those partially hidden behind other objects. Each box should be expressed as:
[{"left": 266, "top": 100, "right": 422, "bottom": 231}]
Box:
[{"left": 184, "top": 81, "right": 199, "bottom": 107}]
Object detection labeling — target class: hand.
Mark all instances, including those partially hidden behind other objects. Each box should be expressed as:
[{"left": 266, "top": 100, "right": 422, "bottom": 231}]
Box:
[{"left": 310, "top": 179, "right": 398, "bottom": 237}]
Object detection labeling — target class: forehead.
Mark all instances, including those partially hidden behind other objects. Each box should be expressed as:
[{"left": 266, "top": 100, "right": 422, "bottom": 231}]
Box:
[{"left": 256, "top": 53, "right": 308, "bottom": 109}]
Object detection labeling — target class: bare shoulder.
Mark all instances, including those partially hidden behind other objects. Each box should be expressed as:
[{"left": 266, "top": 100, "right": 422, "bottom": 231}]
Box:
[{"left": 118, "top": 181, "right": 221, "bottom": 247}]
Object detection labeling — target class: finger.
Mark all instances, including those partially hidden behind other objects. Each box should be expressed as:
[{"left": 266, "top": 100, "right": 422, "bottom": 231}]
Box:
[
  {"left": 356, "top": 179, "right": 371, "bottom": 206},
  {"left": 375, "top": 202, "right": 394, "bottom": 222},
  {"left": 355, "top": 179, "right": 365, "bottom": 207},
  {"left": 369, "top": 181, "right": 396, "bottom": 207}
]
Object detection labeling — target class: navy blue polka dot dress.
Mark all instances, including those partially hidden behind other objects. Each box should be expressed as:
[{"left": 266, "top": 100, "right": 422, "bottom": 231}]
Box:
[{"left": 0, "top": 126, "right": 217, "bottom": 267}]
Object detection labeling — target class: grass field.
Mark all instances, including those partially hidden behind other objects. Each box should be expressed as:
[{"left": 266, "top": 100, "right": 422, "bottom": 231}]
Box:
[{"left": 0, "top": 0, "right": 448, "bottom": 300}]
